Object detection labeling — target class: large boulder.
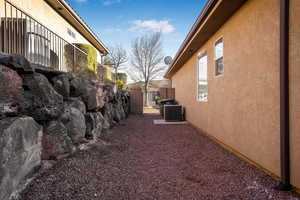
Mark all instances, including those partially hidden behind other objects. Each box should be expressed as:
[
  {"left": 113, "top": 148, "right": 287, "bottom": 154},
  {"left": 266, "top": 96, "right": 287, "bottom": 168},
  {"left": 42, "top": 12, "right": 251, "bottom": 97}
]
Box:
[
  {"left": 22, "top": 73, "right": 64, "bottom": 122},
  {"left": 70, "top": 76, "right": 105, "bottom": 111},
  {"left": 103, "top": 103, "right": 114, "bottom": 125},
  {"left": 85, "top": 112, "right": 110, "bottom": 140},
  {"left": 42, "top": 121, "right": 75, "bottom": 160},
  {"left": 100, "top": 88, "right": 129, "bottom": 124},
  {"left": 0, "top": 65, "right": 24, "bottom": 119},
  {"left": 103, "top": 84, "right": 116, "bottom": 103},
  {"left": 112, "top": 104, "right": 122, "bottom": 123},
  {"left": 51, "top": 73, "right": 70, "bottom": 99},
  {"left": 60, "top": 107, "right": 86, "bottom": 145},
  {"left": 0, "top": 53, "right": 34, "bottom": 74},
  {"left": 121, "top": 91, "right": 130, "bottom": 117},
  {"left": 69, "top": 76, "right": 86, "bottom": 97},
  {"left": 115, "top": 90, "right": 127, "bottom": 120},
  {"left": 81, "top": 84, "right": 98, "bottom": 111},
  {"left": 0, "top": 117, "right": 42, "bottom": 200},
  {"left": 116, "top": 102, "right": 126, "bottom": 121},
  {"left": 64, "top": 97, "right": 86, "bottom": 114},
  {"left": 95, "top": 83, "right": 106, "bottom": 109}
]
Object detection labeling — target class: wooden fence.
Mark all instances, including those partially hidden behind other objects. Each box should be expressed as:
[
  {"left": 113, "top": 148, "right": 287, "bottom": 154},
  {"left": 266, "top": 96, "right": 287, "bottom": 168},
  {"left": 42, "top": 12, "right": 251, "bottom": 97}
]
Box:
[
  {"left": 159, "top": 88, "right": 175, "bottom": 99},
  {"left": 129, "top": 88, "right": 143, "bottom": 114}
]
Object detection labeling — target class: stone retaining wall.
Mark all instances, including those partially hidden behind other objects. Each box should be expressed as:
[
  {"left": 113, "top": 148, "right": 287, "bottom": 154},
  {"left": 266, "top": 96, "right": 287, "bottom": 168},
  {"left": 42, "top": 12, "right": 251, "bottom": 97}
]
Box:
[{"left": 0, "top": 53, "right": 130, "bottom": 200}]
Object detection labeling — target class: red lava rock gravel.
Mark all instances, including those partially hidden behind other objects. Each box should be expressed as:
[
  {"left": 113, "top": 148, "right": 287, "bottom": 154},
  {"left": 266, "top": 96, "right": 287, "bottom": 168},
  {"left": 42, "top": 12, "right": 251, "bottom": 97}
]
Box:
[{"left": 20, "top": 113, "right": 300, "bottom": 200}]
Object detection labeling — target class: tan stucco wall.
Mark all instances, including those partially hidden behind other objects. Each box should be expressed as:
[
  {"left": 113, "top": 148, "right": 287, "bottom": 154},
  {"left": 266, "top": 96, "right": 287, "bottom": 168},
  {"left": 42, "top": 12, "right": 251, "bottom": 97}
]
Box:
[
  {"left": 290, "top": 0, "right": 300, "bottom": 189},
  {"left": 0, "top": 0, "right": 103, "bottom": 67},
  {"left": 172, "top": 0, "right": 283, "bottom": 183}
]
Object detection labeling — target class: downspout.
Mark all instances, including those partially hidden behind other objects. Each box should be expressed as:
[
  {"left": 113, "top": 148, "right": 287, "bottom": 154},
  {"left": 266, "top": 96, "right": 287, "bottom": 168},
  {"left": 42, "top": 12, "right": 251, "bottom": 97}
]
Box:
[{"left": 275, "top": 0, "right": 292, "bottom": 191}]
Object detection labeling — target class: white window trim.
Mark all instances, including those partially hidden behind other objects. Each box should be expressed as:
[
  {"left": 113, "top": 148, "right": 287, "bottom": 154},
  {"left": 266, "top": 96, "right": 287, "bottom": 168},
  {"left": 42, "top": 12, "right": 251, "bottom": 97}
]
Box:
[
  {"left": 196, "top": 52, "right": 208, "bottom": 102},
  {"left": 214, "top": 36, "right": 224, "bottom": 77},
  {"left": 67, "top": 28, "right": 76, "bottom": 39}
]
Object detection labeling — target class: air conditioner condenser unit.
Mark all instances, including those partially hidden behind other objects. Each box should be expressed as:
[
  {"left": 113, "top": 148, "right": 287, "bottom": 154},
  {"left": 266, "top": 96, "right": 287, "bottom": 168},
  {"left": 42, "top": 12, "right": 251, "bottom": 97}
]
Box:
[{"left": 164, "top": 105, "right": 184, "bottom": 122}]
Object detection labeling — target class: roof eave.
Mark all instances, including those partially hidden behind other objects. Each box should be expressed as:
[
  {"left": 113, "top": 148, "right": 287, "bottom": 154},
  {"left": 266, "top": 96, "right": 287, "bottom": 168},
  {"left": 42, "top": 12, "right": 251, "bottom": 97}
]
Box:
[
  {"left": 45, "top": 0, "right": 109, "bottom": 55},
  {"left": 164, "top": 0, "right": 248, "bottom": 79},
  {"left": 164, "top": 0, "right": 218, "bottom": 79}
]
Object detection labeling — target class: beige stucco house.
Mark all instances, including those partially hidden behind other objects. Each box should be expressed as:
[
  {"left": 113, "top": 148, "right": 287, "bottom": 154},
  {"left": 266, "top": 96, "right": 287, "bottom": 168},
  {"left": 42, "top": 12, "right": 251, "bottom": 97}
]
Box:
[
  {"left": 165, "top": 0, "right": 300, "bottom": 192},
  {"left": 0, "top": 0, "right": 109, "bottom": 71}
]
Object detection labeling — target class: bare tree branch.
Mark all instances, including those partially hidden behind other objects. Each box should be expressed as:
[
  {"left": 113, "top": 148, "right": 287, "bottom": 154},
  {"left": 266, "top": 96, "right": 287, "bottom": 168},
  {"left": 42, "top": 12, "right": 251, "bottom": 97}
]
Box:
[
  {"left": 104, "top": 44, "right": 128, "bottom": 82},
  {"left": 128, "top": 32, "right": 166, "bottom": 105}
]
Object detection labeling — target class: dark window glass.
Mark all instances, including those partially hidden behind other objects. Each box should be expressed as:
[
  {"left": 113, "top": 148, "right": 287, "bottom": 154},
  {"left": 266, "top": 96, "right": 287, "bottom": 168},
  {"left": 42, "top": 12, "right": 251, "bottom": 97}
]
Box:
[{"left": 215, "top": 38, "right": 224, "bottom": 76}]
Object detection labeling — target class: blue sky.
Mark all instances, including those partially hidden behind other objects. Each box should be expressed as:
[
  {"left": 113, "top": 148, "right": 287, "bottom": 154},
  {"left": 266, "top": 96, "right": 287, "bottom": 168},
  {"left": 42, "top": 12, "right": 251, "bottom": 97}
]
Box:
[{"left": 67, "top": 0, "right": 206, "bottom": 58}]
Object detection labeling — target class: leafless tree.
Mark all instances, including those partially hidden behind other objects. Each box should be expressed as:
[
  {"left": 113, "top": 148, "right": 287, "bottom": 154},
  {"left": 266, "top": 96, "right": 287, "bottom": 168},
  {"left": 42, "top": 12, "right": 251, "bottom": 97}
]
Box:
[
  {"left": 105, "top": 44, "right": 128, "bottom": 82},
  {"left": 129, "top": 32, "right": 165, "bottom": 106}
]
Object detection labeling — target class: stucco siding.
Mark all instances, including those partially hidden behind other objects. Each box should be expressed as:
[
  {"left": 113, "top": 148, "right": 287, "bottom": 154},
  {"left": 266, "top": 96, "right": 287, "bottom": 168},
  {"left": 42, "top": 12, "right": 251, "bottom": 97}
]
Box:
[
  {"left": 290, "top": 0, "right": 300, "bottom": 189},
  {"left": 172, "top": 0, "right": 282, "bottom": 181}
]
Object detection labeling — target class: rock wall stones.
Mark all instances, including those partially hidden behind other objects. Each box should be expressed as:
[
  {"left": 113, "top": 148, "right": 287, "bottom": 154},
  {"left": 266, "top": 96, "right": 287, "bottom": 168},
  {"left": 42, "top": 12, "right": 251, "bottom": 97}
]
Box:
[
  {"left": 51, "top": 74, "right": 70, "bottom": 99},
  {"left": 0, "top": 117, "right": 42, "bottom": 200},
  {"left": 62, "top": 107, "right": 86, "bottom": 144},
  {"left": 42, "top": 121, "right": 75, "bottom": 160},
  {"left": 0, "top": 53, "right": 34, "bottom": 73},
  {"left": 0, "top": 65, "right": 25, "bottom": 119},
  {"left": 85, "top": 112, "right": 110, "bottom": 140},
  {"left": 64, "top": 97, "right": 86, "bottom": 114},
  {"left": 0, "top": 53, "right": 130, "bottom": 200},
  {"left": 22, "top": 73, "right": 64, "bottom": 122}
]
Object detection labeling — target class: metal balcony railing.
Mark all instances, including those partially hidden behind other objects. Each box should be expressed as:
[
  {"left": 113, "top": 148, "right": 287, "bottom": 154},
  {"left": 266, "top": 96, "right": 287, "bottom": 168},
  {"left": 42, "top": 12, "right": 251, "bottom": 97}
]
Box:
[{"left": 0, "top": 0, "right": 87, "bottom": 72}]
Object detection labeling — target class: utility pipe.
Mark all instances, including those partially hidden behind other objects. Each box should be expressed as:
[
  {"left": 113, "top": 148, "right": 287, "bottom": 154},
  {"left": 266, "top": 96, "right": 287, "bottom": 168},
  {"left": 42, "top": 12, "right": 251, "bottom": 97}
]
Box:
[{"left": 275, "top": 0, "right": 292, "bottom": 191}]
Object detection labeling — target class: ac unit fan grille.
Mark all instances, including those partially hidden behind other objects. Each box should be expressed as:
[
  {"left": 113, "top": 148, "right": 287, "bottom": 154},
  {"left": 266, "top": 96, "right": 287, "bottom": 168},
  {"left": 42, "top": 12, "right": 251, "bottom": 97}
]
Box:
[{"left": 164, "top": 105, "right": 183, "bottom": 122}]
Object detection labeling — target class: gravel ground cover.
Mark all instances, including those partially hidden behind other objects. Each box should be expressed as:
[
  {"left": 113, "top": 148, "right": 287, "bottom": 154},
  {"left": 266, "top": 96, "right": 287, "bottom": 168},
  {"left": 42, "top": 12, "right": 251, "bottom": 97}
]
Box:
[{"left": 20, "top": 113, "right": 299, "bottom": 200}]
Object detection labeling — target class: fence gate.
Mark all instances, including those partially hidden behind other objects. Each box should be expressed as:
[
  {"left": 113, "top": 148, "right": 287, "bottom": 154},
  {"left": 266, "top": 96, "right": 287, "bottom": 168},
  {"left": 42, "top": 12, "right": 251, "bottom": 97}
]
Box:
[
  {"left": 159, "top": 88, "right": 175, "bottom": 99},
  {"left": 130, "top": 88, "right": 143, "bottom": 114}
]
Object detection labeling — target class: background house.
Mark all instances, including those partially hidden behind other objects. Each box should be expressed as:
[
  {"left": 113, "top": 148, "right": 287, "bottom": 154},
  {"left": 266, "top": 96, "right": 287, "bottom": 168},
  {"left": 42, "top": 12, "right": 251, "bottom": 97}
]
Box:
[
  {"left": 0, "top": 0, "right": 108, "bottom": 75},
  {"left": 127, "top": 79, "right": 171, "bottom": 106}
]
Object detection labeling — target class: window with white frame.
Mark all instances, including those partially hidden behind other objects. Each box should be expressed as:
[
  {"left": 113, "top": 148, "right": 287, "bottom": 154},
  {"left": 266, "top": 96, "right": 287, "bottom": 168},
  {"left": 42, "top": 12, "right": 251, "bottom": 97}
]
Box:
[
  {"left": 197, "top": 53, "right": 208, "bottom": 101},
  {"left": 215, "top": 38, "right": 224, "bottom": 76},
  {"left": 67, "top": 28, "right": 76, "bottom": 39}
]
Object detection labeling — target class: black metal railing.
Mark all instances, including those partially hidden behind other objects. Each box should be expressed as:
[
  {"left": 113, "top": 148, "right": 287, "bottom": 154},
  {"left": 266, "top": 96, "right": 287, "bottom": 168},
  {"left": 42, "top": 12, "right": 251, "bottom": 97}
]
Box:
[{"left": 0, "top": 0, "right": 87, "bottom": 72}]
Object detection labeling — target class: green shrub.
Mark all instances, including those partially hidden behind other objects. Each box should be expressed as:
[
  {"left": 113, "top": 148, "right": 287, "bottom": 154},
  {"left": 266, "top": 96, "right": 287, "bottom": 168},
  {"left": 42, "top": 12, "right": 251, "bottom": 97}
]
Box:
[
  {"left": 64, "top": 43, "right": 88, "bottom": 73},
  {"left": 116, "top": 73, "right": 127, "bottom": 84},
  {"left": 73, "top": 43, "right": 97, "bottom": 73},
  {"left": 116, "top": 80, "right": 124, "bottom": 88}
]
